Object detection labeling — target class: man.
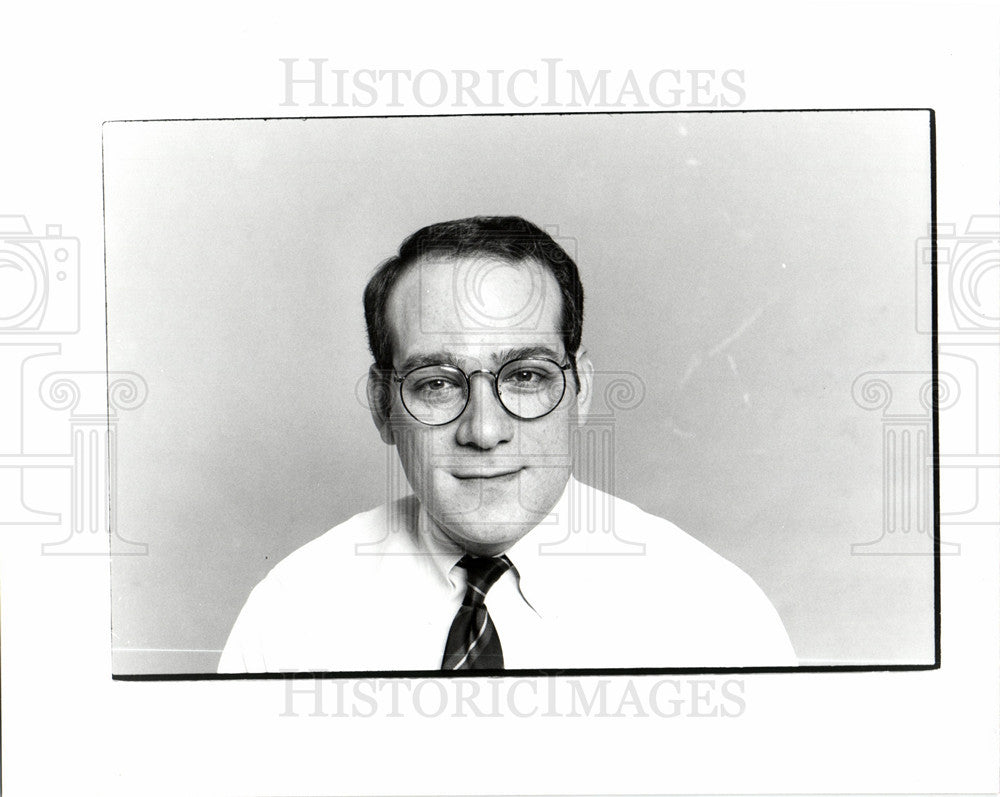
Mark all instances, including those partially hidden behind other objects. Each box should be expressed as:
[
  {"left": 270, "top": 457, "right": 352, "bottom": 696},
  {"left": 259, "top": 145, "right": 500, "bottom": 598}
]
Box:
[{"left": 219, "top": 216, "right": 796, "bottom": 672}]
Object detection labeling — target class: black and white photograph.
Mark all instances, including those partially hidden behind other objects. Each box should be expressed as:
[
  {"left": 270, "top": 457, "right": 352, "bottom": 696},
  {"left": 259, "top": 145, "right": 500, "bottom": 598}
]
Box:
[
  {"left": 105, "top": 111, "right": 935, "bottom": 676},
  {"left": 2, "top": 3, "right": 998, "bottom": 795}
]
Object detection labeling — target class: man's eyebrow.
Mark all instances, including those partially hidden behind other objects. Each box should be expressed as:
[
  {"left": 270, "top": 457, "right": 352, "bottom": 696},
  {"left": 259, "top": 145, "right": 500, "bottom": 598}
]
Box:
[
  {"left": 492, "top": 346, "right": 565, "bottom": 364},
  {"left": 397, "top": 351, "right": 465, "bottom": 372},
  {"left": 396, "top": 346, "right": 565, "bottom": 373}
]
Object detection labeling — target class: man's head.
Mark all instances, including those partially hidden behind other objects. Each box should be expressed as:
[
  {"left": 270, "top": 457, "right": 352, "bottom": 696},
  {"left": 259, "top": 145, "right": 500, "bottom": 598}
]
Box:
[{"left": 364, "top": 216, "right": 593, "bottom": 555}]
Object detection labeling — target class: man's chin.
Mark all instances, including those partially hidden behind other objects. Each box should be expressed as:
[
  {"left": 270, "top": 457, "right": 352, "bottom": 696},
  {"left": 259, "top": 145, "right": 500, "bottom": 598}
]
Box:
[
  {"left": 443, "top": 526, "right": 531, "bottom": 556},
  {"left": 419, "top": 467, "right": 569, "bottom": 553},
  {"left": 433, "top": 511, "right": 539, "bottom": 555}
]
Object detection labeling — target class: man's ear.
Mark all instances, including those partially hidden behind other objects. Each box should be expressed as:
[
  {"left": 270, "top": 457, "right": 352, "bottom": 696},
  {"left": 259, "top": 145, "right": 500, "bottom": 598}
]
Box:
[
  {"left": 573, "top": 346, "right": 595, "bottom": 425},
  {"left": 367, "top": 365, "right": 395, "bottom": 445}
]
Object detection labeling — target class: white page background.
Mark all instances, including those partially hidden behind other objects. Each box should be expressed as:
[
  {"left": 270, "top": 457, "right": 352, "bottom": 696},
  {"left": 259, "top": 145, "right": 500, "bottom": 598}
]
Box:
[{"left": 1, "top": 2, "right": 997, "bottom": 795}]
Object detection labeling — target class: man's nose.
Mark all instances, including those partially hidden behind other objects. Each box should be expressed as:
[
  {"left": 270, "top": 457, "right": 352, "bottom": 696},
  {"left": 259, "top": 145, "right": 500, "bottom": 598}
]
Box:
[{"left": 455, "top": 373, "right": 514, "bottom": 450}]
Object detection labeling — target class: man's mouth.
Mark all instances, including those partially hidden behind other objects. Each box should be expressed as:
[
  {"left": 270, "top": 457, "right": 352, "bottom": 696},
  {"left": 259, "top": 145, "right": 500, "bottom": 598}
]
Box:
[{"left": 451, "top": 467, "right": 524, "bottom": 481}]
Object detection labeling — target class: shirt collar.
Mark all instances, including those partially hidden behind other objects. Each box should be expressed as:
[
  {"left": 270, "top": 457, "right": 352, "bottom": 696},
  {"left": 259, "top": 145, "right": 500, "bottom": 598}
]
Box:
[
  {"left": 414, "top": 508, "right": 467, "bottom": 590},
  {"left": 504, "top": 475, "right": 576, "bottom": 615}
]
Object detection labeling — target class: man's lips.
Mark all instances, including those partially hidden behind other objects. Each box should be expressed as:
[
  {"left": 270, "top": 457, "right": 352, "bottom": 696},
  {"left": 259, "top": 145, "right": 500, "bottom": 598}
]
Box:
[{"left": 450, "top": 467, "right": 525, "bottom": 480}]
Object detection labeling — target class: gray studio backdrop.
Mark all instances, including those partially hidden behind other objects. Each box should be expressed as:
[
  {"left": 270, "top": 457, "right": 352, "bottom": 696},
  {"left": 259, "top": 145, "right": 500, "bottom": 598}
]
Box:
[{"left": 105, "top": 111, "right": 934, "bottom": 674}]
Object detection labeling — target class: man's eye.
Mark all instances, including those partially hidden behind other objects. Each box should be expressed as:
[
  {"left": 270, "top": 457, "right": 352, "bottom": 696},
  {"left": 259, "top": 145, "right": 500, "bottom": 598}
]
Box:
[
  {"left": 415, "top": 378, "right": 460, "bottom": 392},
  {"left": 504, "top": 369, "right": 547, "bottom": 388}
]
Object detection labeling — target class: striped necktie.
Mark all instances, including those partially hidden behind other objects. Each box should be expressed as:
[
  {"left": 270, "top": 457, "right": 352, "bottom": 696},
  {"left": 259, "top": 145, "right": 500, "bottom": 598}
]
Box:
[{"left": 441, "top": 554, "right": 512, "bottom": 670}]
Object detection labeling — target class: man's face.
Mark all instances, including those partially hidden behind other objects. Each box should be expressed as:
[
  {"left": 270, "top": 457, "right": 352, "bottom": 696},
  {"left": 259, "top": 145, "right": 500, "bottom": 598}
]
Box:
[{"left": 372, "top": 255, "right": 592, "bottom": 556}]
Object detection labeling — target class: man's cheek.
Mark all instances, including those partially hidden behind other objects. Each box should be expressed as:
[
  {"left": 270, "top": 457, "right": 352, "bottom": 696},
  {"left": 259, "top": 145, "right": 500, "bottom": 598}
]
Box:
[
  {"left": 518, "top": 423, "right": 572, "bottom": 464},
  {"left": 393, "top": 430, "right": 438, "bottom": 500}
]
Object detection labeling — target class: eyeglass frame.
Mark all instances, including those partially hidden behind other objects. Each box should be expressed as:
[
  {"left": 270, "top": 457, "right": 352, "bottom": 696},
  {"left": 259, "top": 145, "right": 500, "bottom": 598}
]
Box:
[{"left": 390, "top": 356, "right": 574, "bottom": 427}]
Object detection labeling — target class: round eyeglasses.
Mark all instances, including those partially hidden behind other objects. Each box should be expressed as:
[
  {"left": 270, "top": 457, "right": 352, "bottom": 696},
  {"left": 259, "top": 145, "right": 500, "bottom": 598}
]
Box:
[{"left": 393, "top": 358, "right": 572, "bottom": 426}]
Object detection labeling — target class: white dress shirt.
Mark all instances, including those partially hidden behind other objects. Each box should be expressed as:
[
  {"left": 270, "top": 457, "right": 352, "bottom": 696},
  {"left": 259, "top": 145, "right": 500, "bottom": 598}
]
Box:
[{"left": 218, "top": 477, "right": 797, "bottom": 672}]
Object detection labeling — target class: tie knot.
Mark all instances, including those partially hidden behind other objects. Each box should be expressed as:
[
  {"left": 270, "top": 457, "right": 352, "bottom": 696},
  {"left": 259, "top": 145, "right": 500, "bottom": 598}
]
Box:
[{"left": 458, "top": 554, "right": 512, "bottom": 606}]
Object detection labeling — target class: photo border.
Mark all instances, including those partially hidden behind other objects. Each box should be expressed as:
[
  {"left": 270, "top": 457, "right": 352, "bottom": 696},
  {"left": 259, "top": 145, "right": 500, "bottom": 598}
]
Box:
[{"left": 103, "top": 106, "right": 940, "bottom": 682}]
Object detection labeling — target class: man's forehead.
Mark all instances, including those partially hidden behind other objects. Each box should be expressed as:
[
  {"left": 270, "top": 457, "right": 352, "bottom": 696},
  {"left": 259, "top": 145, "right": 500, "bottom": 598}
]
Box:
[{"left": 386, "top": 255, "right": 564, "bottom": 363}]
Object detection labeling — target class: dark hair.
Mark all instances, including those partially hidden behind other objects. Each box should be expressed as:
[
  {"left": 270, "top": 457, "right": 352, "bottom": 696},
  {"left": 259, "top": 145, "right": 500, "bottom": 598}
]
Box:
[{"left": 363, "top": 216, "right": 585, "bottom": 376}]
